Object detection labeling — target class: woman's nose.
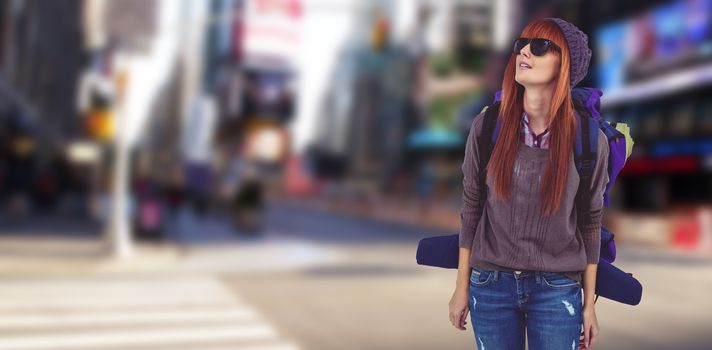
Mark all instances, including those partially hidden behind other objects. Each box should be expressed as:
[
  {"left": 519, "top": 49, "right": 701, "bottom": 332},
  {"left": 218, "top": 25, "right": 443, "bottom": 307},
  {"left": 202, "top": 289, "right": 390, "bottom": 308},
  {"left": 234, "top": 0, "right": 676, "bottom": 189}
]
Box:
[{"left": 519, "top": 44, "right": 532, "bottom": 58}]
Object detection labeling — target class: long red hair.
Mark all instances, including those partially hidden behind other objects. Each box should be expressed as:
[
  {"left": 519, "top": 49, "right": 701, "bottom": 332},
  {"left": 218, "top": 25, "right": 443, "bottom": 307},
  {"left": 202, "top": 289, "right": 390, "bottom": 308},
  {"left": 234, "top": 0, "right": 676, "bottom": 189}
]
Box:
[{"left": 487, "top": 19, "right": 578, "bottom": 216}]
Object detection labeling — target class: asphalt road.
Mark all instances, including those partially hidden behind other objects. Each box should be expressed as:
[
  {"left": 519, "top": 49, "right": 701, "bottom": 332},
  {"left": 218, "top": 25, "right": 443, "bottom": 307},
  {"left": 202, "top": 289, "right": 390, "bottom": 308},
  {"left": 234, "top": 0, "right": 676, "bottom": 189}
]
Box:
[{"left": 219, "top": 203, "right": 712, "bottom": 350}]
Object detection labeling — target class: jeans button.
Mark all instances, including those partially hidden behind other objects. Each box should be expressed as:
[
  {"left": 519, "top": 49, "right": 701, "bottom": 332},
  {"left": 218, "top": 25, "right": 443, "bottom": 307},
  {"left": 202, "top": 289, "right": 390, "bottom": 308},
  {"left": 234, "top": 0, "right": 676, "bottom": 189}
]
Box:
[{"left": 515, "top": 270, "right": 521, "bottom": 274}]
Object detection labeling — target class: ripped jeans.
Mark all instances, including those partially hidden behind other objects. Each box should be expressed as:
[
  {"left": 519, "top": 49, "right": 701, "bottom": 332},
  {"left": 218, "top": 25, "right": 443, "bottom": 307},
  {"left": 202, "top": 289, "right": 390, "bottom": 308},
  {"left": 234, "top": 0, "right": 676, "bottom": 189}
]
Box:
[{"left": 468, "top": 267, "right": 583, "bottom": 350}]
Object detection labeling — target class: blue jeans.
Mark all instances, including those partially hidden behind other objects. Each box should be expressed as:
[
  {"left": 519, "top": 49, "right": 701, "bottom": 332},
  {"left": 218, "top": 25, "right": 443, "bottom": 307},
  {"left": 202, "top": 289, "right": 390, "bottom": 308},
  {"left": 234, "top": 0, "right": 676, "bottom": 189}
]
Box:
[{"left": 468, "top": 267, "right": 583, "bottom": 350}]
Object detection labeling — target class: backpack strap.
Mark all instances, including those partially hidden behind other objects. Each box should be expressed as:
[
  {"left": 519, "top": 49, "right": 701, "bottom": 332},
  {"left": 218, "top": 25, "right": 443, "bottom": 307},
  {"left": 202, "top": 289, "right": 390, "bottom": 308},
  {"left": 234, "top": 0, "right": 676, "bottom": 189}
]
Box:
[
  {"left": 573, "top": 104, "right": 600, "bottom": 227},
  {"left": 476, "top": 101, "right": 501, "bottom": 212},
  {"left": 478, "top": 101, "right": 501, "bottom": 164}
]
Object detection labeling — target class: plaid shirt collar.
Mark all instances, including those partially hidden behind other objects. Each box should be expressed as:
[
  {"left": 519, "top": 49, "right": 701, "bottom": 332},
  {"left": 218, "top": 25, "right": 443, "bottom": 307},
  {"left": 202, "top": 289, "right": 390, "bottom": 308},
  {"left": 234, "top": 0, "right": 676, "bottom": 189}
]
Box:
[{"left": 521, "top": 112, "right": 551, "bottom": 149}]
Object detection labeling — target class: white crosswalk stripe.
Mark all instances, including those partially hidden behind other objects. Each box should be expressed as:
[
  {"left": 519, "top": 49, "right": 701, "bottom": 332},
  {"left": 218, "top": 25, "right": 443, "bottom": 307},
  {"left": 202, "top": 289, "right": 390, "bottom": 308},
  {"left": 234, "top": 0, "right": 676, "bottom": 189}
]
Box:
[
  {"left": 0, "top": 308, "right": 261, "bottom": 329},
  {"left": 0, "top": 276, "right": 301, "bottom": 350}
]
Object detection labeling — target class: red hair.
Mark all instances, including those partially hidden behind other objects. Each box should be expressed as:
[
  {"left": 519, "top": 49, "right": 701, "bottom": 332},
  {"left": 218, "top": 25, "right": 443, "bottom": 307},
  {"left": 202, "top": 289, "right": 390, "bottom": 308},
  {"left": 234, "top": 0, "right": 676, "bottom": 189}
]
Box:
[{"left": 487, "top": 18, "right": 578, "bottom": 216}]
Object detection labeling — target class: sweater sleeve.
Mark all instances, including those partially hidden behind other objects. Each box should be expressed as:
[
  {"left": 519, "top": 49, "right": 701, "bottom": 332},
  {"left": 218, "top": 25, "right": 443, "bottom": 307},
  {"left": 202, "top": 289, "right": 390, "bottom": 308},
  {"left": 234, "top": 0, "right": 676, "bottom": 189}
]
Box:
[
  {"left": 580, "top": 129, "right": 610, "bottom": 264},
  {"left": 459, "top": 112, "right": 486, "bottom": 249}
]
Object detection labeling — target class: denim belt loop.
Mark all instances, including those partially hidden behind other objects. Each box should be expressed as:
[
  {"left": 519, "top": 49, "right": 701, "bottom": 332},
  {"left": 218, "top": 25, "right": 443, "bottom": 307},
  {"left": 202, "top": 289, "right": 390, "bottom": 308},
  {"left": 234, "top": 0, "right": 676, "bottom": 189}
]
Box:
[
  {"left": 493, "top": 270, "right": 499, "bottom": 281},
  {"left": 535, "top": 271, "right": 541, "bottom": 284}
]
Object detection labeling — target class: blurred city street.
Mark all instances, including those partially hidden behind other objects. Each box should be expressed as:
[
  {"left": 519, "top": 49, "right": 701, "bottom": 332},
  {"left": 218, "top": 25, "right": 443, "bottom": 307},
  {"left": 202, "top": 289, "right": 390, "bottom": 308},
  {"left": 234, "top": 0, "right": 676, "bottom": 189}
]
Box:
[
  {"left": 1, "top": 201, "right": 711, "bottom": 349},
  {"left": 2, "top": 0, "right": 712, "bottom": 349}
]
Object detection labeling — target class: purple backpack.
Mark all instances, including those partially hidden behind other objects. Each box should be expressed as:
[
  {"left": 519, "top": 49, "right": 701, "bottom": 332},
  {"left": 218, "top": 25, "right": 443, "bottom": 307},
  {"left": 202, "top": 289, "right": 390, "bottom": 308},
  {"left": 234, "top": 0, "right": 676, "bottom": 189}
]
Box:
[
  {"left": 493, "top": 87, "right": 628, "bottom": 209},
  {"left": 488, "top": 87, "right": 628, "bottom": 263}
]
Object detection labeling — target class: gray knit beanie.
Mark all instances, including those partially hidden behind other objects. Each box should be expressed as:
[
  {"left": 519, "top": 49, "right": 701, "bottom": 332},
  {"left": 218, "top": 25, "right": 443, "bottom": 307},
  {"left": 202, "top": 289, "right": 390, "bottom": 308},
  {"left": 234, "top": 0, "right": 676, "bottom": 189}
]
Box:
[{"left": 544, "top": 17, "right": 592, "bottom": 87}]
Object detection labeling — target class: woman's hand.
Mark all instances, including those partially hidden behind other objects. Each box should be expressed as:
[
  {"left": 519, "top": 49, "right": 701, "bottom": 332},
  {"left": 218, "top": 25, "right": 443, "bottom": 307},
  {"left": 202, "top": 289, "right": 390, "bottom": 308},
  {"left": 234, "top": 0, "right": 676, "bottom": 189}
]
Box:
[
  {"left": 579, "top": 305, "right": 599, "bottom": 349},
  {"left": 449, "top": 287, "right": 470, "bottom": 330}
]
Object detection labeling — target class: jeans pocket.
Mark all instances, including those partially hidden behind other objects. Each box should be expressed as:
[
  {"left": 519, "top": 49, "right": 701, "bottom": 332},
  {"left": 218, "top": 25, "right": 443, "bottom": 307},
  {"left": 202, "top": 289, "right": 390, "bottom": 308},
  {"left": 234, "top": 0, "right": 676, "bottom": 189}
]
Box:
[
  {"left": 470, "top": 268, "right": 493, "bottom": 287},
  {"left": 541, "top": 272, "right": 580, "bottom": 289}
]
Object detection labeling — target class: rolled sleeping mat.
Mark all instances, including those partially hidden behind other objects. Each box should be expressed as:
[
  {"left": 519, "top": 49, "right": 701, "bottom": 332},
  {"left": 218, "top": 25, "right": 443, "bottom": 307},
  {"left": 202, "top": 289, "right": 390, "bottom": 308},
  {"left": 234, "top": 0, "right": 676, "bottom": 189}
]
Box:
[
  {"left": 416, "top": 233, "right": 642, "bottom": 305},
  {"left": 600, "top": 227, "right": 616, "bottom": 263},
  {"left": 596, "top": 259, "right": 642, "bottom": 306},
  {"left": 417, "top": 229, "right": 617, "bottom": 268},
  {"left": 416, "top": 234, "right": 459, "bottom": 269}
]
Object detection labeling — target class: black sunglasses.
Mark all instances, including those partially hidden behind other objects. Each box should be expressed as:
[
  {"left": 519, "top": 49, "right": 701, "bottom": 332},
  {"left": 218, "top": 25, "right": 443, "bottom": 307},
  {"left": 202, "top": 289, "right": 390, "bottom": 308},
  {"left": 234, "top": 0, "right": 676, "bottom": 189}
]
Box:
[{"left": 513, "top": 37, "right": 561, "bottom": 56}]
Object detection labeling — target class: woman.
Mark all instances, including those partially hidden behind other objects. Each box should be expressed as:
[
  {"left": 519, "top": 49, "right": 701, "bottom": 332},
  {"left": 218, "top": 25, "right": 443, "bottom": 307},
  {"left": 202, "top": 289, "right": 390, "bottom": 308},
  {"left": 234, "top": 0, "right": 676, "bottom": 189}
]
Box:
[{"left": 448, "top": 18, "right": 605, "bottom": 350}]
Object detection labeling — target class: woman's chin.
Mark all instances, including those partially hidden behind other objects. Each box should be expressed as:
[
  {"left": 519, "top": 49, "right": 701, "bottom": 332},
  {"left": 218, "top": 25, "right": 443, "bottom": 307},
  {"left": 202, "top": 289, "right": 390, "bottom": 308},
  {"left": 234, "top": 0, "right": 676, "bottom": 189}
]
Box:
[
  {"left": 515, "top": 77, "right": 548, "bottom": 88},
  {"left": 515, "top": 77, "right": 530, "bottom": 87}
]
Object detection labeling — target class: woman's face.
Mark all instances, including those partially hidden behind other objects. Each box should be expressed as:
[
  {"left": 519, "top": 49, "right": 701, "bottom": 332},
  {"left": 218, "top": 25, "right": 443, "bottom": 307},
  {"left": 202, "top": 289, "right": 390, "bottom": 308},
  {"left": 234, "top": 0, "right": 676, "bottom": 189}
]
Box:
[{"left": 514, "top": 39, "right": 561, "bottom": 88}]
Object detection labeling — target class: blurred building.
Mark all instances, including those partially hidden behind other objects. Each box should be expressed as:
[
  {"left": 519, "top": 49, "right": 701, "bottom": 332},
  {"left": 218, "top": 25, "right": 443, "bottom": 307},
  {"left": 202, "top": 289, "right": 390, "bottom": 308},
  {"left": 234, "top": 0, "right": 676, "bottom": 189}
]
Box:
[
  {"left": 590, "top": 0, "right": 712, "bottom": 214},
  {"left": 0, "top": 0, "right": 85, "bottom": 141},
  {"left": 0, "top": 0, "right": 89, "bottom": 220},
  {"left": 304, "top": 0, "right": 513, "bottom": 197}
]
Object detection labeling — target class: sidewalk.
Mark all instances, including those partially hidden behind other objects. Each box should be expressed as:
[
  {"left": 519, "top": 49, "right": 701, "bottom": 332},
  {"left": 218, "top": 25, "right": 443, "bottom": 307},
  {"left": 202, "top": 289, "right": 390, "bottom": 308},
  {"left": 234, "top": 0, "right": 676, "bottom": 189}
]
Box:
[
  {"left": 269, "top": 187, "right": 712, "bottom": 258},
  {"left": 269, "top": 190, "right": 463, "bottom": 233},
  {"left": 0, "top": 234, "right": 347, "bottom": 278},
  {"left": 0, "top": 235, "right": 176, "bottom": 277}
]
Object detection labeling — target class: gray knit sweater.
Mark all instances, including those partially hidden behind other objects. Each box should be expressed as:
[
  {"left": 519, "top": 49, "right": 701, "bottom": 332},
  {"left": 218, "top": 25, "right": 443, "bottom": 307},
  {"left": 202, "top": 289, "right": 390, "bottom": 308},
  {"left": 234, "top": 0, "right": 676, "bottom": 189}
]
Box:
[{"left": 459, "top": 110, "right": 609, "bottom": 284}]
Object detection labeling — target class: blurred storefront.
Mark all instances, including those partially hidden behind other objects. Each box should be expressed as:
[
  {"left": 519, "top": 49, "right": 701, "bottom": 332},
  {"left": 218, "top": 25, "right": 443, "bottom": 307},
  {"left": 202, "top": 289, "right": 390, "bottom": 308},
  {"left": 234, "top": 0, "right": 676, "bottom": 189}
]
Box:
[
  {"left": 583, "top": 0, "right": 712, "bottom": 254},
  {"left": 0, "top": 0, "right": 89, "bottom": 221},
  {"left": 591, "top": 0, "right": 712, "bottom": 210}
]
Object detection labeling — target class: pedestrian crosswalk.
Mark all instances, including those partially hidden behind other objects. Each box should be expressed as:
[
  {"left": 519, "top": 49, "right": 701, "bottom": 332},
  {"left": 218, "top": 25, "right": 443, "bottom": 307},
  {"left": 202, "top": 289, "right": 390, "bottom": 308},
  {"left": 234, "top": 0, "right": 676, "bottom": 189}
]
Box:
[{"left": 0, "top": 276, "right": 301, "bottom": 350}]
